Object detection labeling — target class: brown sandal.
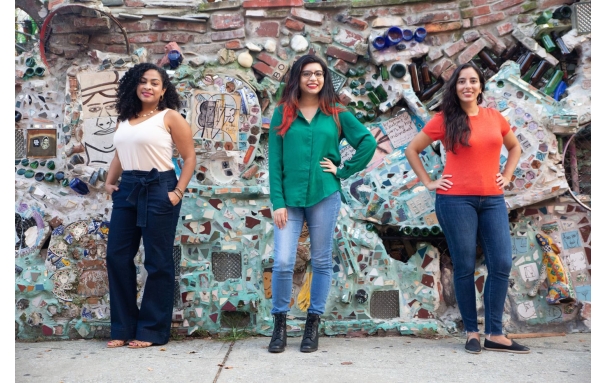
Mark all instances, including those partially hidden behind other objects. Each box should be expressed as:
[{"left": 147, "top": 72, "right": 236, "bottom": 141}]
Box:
[
  {"left": 106, "top": 340, "right": 127, "bottom": 348},
  {"left": 127, "top": 340, "right": 153, "bottom": 349}
]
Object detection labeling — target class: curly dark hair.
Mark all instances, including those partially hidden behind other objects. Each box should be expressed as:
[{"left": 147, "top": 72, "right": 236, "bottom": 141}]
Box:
[
  {"left": 440, "top": 62, "right": 485, "bottom": 154},
  {"left": 115, "top": 63, "right": 180, "bottom": 122}
]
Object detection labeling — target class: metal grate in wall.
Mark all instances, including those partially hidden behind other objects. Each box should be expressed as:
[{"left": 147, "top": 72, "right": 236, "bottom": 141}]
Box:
[
  {"left": 173, "top": 245, "right": 182, "bottom": 308},
  {"left": 572, "top": 2, "right": 591, "bottom": 35},
  {"left": 15, "top": 130, "right": 26, "bottom": 158},
  {"left": 369, "top": 290, "right": 400, "bottom": 319},
  {"left": 212, "top": 252, "right": 242, "bottom": 282}
]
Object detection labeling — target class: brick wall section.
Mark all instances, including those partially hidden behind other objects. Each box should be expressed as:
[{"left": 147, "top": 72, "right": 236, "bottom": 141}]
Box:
[
  {"left": 424, "top": 21, "right": 463, "bottom": 33},
  {"left": 461, "top": 6, "right": 490, "bottom": 19},
  {"left": 253, "top": 21, "right": 281, "bottom": 38},
  {"left": 40, "top": 0, "right": 559, "bottom": 85},
  {"left": 211, "top": 28, "right": 246, "bottom": 41},
  {"left": 497, "top": 22, "right": 514, "bottom": 36},
  {"left": 285, "top": 18, "right": 305, "bottom": 31},
  {"left": 538, "top": 0, "right": 570, "bottom": 7},
  {"left": 456, "top": 38, "right": 489, "bottom": 65},
  {"left": 463, "top": 30, "right": 481, "bottom": 43},
  {"left": 210, "top": 14, "right": 245, "bottom": 30},
  {"left": 325, "top": 46, "right": 358, "bottom": 64},
  {"left": 160, "top": 33, "right": 191, "bottom": 44},
  {"left": 444, "top": 39, "right": 467, "bottom": 57},
  {"left": 429, "top": 57, "right": 455, "bottom": 78},
  {"left": 124, "top": 0, "right": 145, "bottom": 6},
  {"left": 334, "top": 29, "right": 365, "bottom": 48},
  {"left": 482, "top": 30, "right": 507, "bottom": 55},
  {"left": 242, "top": 0, "right": 303, "bottom": 8},
  {"left": 404, "top": 10, "right": 461, "bottom": 25},
  {"left": 151, "top": 21, "right": 207, "bottom": 33},
  {"left": 472, "top": 12, "right": 505, "bottom": 27},
  {"left": 505, "top": 2, "right": 537, "bottom": 16},
  {"left": 290, "top": 8, "right": 324, "bottom": 25},
  {"left": 491, "top": 0, "right": 526, "bottom": 11}
]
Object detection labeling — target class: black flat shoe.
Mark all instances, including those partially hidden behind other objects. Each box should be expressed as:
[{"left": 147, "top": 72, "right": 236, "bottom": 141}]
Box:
[
  {"left": 484, "top": 338, "right": 530, "bottom": 354},
  {"left": 465, "top": 338, "right": 482, "bottom": 354}
]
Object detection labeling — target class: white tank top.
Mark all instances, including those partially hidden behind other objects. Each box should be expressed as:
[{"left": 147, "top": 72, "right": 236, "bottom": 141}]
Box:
[{"left": 113, "top": 109, "right": 175, "bottom": 171}]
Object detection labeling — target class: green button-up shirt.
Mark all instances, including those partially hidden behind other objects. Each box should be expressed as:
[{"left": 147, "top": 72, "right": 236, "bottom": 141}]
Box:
[{"left": 269, "top": 105, "right": 377, "bottom": 211}]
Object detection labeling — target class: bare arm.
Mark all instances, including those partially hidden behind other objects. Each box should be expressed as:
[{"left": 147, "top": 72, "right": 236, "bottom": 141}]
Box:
[
  {"left": 497, "top": 130, "right": 521, "bottom": 189},
  {"left": 166, "top": 110, "right": 195, "bottom": 204},
  {"left": 404, "top": 132, "right": 452, "bottom": 191},
  {"left": 104, "top": 121, "right": 123, "bottom": 195}
]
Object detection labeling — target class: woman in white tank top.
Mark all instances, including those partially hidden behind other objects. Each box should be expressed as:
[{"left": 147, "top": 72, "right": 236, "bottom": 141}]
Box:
[{"left": 104, "top": 63, "right": 195, "bottom": 349}]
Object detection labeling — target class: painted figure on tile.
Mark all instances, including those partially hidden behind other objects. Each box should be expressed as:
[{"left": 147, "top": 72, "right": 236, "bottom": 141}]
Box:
[
  {"left": 528, "top": 233, "right": 576, "bottom": 304},
  {"left": 78, "top": 71, "right": 124, "bottom": 166},
  {"left": 267, "top": 54, "right": 377, "bottom": 353}
]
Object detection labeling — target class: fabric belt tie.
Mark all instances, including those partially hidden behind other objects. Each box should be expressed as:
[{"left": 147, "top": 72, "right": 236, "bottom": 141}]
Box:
[{"left": 126, "top": 168, "right": 160, "bottom": 228}]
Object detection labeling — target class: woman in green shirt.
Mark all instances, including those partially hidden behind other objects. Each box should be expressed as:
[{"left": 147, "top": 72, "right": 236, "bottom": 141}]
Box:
[{"left": 268, "top": 55, "right": 377, "bottom": 353}]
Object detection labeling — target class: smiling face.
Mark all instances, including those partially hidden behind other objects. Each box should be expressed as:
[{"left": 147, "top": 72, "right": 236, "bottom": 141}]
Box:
[
  {"left": 136, "top": 69, "right": 165, "bottom": 106},
  {"left": 455, "top": 67, "right": 482, "bottom": 105},
  {"left": 299, "top": 63, "right": 324, "bottom": 97}
]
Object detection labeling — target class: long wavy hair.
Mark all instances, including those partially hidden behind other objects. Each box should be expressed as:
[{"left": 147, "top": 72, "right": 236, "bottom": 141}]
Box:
[
  {"left": 440, "top": 63, "right": 485, "bottom": 154},
  {"left": 115, "top": 63, "right": 180, "bottom": 122},
  {"left": 276, "top": 54, "right": 345, "bottom": 136}
]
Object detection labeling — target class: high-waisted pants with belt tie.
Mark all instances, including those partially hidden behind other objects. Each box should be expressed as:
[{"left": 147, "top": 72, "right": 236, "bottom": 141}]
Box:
[{"left": 106, "top": 168, "right": 181, "bottom": 345}]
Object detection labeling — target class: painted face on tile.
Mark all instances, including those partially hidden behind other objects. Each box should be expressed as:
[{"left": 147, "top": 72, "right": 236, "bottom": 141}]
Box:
[
  {"left": 456, "top": 67, "right": 482, "bottom": 105},
  {"left": 299, "top": 63, "right": 324, "bottom": 97},
  {"left": 137, "top": 69, "right": 165, "bottom": 106}
]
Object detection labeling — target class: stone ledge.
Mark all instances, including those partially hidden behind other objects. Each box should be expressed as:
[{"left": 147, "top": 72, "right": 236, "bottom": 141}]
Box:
[
  {"left": 351, "top": 0, "right": 424, "bottom": 8},
  {"left": 304, "top": 0, "right": 351, "bottom": 9},
  {"left": 198, "top": 1, "right": 243, "bottom": 11}
]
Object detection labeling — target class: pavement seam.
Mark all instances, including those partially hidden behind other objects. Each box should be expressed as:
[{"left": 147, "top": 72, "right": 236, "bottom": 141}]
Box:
[{"left": 213, "top": 340, "right": 235, "bottom": 383}]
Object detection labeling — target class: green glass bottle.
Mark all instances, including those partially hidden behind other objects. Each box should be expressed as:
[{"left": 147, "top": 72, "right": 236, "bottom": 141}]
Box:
[
  {"left": 522, "top": 63, "right": 539, "bottom": 83},
  {"left": 543, "top": 69, "right": 564, "bottom": 96},
  {"left": 431, "top": 226, "right": 441, "bottom": 235},
  {"left": 355, "top": 112, "right": 366, "bottom": 123},
  {"left": 30, "top": 160, "right": 39, "bottom": 169},
  {"left": 374, "top": 84, "right": 388, "bottom": 102},
  {"left": 535, "top": 10, "right": 552, "bottom": 25},
  {"left": 347, "top": 68, "right": 357, "bottom": 77},
  {"left": 368, "top": 91, "right": 381, "bottom": 106},
  {"left": 349, "top": 80, "right": 360, "bottom": 89},
  {"left": 380, "top": 65, "right": 390, "bottom": 81},
  {"left": 364, "top": 82, "right": 374, "bottom": 91},
  {"left": 421, "top": 227, "right": 430, "bottom": 237},
  {"left": 541, "top": 34, "right": 556, "bottom": 53},
  {"left": 403, "top": 226, "right": 413, "bottom": 235},
  {"left": 411, "top": 227, "right": 421, "bottom": 237},
  {"left": 366, "top": 110, "right": 376, "bottom": 121}
]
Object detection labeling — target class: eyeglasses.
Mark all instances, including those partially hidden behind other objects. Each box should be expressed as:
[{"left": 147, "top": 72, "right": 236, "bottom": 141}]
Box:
[{"left": 301, "top": 71, "right": 324, "bottom": 79}]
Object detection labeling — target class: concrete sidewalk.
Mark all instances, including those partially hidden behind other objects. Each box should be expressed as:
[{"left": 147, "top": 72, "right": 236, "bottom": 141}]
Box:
[{"left": 16, "top": 333, "right": 590, "bottom": 383}]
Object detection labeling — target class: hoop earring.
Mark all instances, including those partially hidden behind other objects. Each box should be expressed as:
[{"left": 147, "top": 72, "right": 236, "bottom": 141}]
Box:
[{"left": 160, "top": 94, "right": 164, "bottom": 102}]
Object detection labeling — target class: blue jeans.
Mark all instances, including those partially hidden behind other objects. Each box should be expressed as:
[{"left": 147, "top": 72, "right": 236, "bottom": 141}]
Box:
[
  {"left": 435, "top": 194, "right": 512, "bottom": 336},
  {"left": 271, "top": 191, "right": 341, "bottom": 315}
]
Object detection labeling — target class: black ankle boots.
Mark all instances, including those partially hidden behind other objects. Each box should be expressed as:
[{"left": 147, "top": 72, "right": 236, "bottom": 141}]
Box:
[
  {"left": 300, "top": 313, "right": 321, "bottom": 353},
  {"left": 268, "top": 313, "right": 287, "bottom": 353}
]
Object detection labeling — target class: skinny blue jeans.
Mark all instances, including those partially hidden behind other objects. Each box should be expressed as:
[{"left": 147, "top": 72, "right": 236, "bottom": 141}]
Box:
[
  {"left": 271, "top": 191, "right": 341, "bottom": 315},
  {"left": 435, "top": 194, "right": 512, "bottom": 336}
]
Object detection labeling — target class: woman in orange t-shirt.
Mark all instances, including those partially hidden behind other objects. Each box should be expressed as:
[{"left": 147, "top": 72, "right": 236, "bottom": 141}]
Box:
[{"left": 405, "top": 63, "right": 529, "bottom": 355}]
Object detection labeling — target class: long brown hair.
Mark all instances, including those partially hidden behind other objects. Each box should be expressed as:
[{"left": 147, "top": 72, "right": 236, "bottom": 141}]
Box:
[
  {"left": 440, "top": 63, "right": 485, "bottom": 154},
  {"left": 276, "top": 55, "right": 345, "bottom": 136}
]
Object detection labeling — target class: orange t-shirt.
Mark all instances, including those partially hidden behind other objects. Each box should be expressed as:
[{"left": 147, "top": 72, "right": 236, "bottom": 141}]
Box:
[{"left": 422, "top": 107, "right": 511, "bottom": 196}]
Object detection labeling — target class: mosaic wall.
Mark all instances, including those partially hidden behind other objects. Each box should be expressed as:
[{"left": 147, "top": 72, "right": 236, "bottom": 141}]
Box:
[{"left": 15, "top": 0, "right": 590, "bottom": 340}]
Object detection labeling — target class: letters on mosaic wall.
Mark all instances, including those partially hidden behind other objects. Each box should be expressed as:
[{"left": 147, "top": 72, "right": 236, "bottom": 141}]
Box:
[{"left": 15, "top": 0, "right": 590, "bottom": 340}]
